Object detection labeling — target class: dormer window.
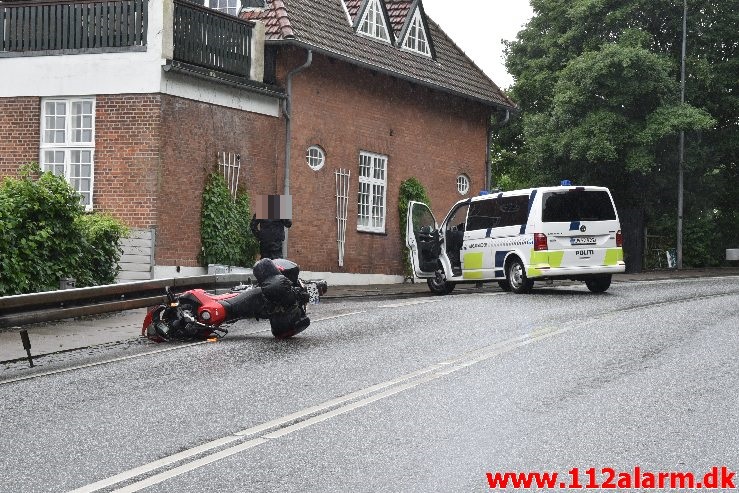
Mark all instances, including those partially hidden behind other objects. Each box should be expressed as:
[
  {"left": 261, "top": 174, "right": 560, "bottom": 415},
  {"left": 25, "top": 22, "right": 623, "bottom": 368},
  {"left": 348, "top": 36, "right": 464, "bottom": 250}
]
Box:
[
  {"left": 402, "top": 8, "right": 430, "bottom": 56},
  {"left": 208, "top": 0, "right": 240, "bottom": 16},
  {"left": 358, "top": 0, "right": 390, "bottom": 42}
]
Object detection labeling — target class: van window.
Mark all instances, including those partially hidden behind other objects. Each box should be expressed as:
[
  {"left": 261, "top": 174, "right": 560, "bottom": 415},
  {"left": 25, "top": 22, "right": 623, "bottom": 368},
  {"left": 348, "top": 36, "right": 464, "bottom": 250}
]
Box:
[
  {"left": 467, "top": 199, "right": 499, "bottom": 230},
  {"left": 411, "top": 205, "right": 435, "bottom": 233},
  {"left": 498, "top": 195, "right": 530, "bottom": 227},
  {"left": 466, "top": 195, "right": 529, "bottom": 231},
  {"left": 541, "top": 190, "right": 616, "bottom": 222}
]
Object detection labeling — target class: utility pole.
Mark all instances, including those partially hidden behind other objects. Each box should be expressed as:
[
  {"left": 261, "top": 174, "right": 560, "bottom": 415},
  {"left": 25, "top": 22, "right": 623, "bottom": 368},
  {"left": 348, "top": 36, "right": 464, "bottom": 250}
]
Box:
[{"left": 677, "top": 0, "right": 687, "bottom": 269}]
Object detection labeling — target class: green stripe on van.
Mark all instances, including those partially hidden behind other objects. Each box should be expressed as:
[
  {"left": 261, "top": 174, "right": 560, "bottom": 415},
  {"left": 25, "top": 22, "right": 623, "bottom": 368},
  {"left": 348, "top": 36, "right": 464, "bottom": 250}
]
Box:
[
  {"left": 463, "top": 270, "right": 484, "bottom": 280},
  {"left": 530, "top": 250, "right": 548, "bottom": 264},
  {"left": 529, "top": 250, "right": 564, "bottom": 268},
  {"left": 548, "top": 251, "right": 564, "bottom": 268},
  {"left": 604, "top": 248, "right": 624, "bottom": 265},
  {"left": 463, "top": 252, "right": 484, "bottom": 270}
]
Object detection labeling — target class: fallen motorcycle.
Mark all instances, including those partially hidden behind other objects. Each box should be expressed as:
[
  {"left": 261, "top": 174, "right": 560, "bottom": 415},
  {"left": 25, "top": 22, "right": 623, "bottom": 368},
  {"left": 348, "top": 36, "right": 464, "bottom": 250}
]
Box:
[{"left": 142, "top": 258, "right": 327, "bottom": 342}]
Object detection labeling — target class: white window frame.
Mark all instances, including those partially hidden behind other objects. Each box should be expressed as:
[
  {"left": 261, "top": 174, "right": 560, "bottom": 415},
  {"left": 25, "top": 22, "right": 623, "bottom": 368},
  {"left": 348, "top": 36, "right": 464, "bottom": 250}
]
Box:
[
  {"left": 40, "top": 97, "right": 96, "bottom": 211},
  {"left": 457, "top": 174, "right": 470, "bottom": 195},
  {"left": 357, "top": 151, "right": 388, "bottom": 233},
  {"left": 207, "top": 0, "right": 240, "bottom": 16},
  {"left": 306, "top": 145, "right": 326, "bottom": 171},
  {"left": 402, "top": 8, "right": 431, "bottom": 56},
  {"left": 358, "top": 0, "right": 390, "bottom": 43}
]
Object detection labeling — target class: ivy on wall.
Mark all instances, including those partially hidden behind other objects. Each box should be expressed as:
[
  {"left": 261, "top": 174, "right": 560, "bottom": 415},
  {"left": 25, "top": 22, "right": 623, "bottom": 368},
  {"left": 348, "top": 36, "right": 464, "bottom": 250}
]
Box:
[{"left": 199, "top": 172, "right": 258, "bottom": 267}]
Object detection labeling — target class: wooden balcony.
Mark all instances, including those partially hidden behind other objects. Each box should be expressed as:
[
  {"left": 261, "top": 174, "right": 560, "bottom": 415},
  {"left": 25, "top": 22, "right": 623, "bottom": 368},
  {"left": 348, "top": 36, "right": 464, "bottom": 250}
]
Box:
[
  {"left": 0, "top": 0, "right": 148, "bottom": 55},
  {"left": 173, "top": 0, "right": 252, "bottom": 79}
]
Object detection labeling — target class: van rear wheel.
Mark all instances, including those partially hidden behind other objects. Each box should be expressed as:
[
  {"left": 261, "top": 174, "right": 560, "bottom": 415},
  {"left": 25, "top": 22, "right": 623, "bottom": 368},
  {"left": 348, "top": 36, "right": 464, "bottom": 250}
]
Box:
[
  {"left": 585, "top": 275, "right": 612, "bottom": 293},
  {"left": 507, "top": 259, "right": 533, "bottom": 294}
]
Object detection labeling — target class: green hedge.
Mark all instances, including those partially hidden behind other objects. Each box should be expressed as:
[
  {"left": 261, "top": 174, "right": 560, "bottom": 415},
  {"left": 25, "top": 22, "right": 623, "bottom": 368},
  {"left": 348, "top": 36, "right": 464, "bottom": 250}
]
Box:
[
  {"left": 398, "top": 177, "right": 431, "bottom": 278},
  {"left": 0, "top": 164, "right": 128, "bottom": 296},
  {"left": 199, "top": 172, "right": 258, "bottom": 267}
]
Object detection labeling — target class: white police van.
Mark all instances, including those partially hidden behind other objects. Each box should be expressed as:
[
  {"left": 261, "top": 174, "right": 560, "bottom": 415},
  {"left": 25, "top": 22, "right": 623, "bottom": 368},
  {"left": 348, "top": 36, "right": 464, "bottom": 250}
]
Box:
[{"left": 406, "top": 183, "right": 625, "bottom": 294}]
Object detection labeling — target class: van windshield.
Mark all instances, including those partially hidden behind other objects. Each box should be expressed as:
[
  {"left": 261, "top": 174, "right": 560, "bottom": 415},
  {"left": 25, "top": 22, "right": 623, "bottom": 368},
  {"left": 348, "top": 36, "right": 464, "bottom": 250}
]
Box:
[{"left": 541, "top": 190, "right": 616, "bottom": 222}]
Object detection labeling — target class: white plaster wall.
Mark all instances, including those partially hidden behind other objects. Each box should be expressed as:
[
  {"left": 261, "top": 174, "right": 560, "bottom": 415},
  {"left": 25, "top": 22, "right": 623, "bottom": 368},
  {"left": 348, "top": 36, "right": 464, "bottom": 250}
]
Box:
[
  {"left": 0, "top": 0, "right": 279, "bottom": 117},
  {"left": 0, "top": 0, "right": 166, "bottom": 97},
  {"left": 161, "top": 71, "right": 280, "bottom": 117}
]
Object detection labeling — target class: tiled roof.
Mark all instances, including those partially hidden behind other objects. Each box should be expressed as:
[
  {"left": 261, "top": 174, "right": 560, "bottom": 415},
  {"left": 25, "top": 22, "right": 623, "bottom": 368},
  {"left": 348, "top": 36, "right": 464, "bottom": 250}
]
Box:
[
  {"left": 244, "top": 0, "right": 295, "bottom": 38},
  {"left": 385, "top": 0, "right": 412, "bottom": 37},
  {"left": 242, "top": 0, "right": 515, "bottom": 109},
  {"left": 343, "top": 0, "right": 362, "bottom": 22}
]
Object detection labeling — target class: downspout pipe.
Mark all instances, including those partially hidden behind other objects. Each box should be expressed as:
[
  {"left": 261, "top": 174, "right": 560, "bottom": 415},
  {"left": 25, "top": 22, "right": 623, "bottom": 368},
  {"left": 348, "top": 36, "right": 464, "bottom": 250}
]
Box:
[
  {"left": 486, "top": 108, "right": 510, "bottom": 191},
  {"left": 282, "top": 48, "right": 313, "bottom": 257}
]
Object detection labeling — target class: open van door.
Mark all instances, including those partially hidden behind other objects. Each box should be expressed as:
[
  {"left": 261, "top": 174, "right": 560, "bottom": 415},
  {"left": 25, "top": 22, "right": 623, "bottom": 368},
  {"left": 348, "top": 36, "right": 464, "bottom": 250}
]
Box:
[{"left": 405, "top": 201, "right": 440, "bottom": 278}]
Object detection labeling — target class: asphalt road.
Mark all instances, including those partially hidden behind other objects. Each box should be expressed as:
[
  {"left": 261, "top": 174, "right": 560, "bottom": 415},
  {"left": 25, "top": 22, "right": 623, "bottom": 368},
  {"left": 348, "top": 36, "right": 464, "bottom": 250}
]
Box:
[{"left": 1, "top": 276, "right": 738, "bottom": 492}]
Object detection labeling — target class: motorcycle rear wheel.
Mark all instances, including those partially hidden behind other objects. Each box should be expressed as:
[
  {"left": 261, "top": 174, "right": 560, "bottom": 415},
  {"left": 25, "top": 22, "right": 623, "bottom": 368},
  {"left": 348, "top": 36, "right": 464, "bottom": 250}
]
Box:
[{"left": 269, "top": 307, "right": 311, "bottom": 339}]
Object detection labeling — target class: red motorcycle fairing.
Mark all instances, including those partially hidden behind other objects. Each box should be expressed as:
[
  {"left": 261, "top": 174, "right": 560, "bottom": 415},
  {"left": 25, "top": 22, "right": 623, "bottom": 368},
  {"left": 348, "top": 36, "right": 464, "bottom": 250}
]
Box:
[
  {"left": 178, "top": 289, "right": 236, "bottom": 326},
  {"left": 142, "top": 309, "right": 157, "bottom": 337}
]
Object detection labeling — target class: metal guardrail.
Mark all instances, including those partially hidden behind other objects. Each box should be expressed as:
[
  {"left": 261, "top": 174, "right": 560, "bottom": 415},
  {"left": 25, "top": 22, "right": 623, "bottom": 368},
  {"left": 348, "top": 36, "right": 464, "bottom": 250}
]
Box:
[{"left": 0, "top": 274, "right": 254, "bottom": 329}]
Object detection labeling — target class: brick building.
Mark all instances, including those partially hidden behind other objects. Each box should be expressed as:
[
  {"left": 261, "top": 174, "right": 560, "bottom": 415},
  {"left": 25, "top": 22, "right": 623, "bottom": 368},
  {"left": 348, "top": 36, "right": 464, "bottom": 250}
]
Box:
[{"left": 0, "top": 0, "right": 515, "bottom": 283}]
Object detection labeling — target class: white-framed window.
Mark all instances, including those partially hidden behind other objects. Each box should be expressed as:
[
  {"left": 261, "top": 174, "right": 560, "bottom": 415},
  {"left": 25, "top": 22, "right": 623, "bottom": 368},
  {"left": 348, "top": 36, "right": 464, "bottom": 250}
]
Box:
[
  {"left": 457, "top": 174, "right": 470, "bottom": 195},
  {"left": 358, "top": 0, "right": 390, "bottom": 42},
  {"left": 208, "top": 0, "right": 240, "bottom": 16},
  {"left": 306, "top": 145, "right": 326, "bottom": 171},
  {"left": 402, "top": 9, "right": 431, "bottom": 56},
  {"left": 357, "top": 151, "right": 388, "bottom": 233},
  {"left": 40, "top": 97, "right": 95, "bottom": 210}
]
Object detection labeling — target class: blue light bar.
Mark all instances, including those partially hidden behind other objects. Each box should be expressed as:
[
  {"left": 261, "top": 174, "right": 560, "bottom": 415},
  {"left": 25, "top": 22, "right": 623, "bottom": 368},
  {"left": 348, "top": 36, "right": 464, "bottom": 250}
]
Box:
[{"left": 560, "top": 180, "right": 572, "bottom": 186}]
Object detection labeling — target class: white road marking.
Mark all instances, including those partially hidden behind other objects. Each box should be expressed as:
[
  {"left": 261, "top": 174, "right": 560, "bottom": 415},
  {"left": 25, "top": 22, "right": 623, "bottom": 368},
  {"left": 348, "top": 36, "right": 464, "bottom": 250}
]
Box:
[
  {"left": 379, "top": 299, "right": 442, "bottom": 308},
  {"left": 76, "top": 326, "right": 578, "bottom": 493},
  {"left": 0, "top": 341, "right": 207, "bottom": 386},
  {"left": 111, "top": 438, "right": 268, "bottom": 493},
  {"left": 312, "top": 311, "right": 367, "bottom": 322}
]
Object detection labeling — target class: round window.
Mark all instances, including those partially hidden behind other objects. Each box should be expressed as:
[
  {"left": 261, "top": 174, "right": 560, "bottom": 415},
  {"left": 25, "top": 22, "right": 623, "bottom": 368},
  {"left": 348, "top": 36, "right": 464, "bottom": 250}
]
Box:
[
  {"left": 306, "top": 145, "right": 325, "bottom": 171},
  {"left": 457, "top": 174, "right": 470, "bottom": 195}
]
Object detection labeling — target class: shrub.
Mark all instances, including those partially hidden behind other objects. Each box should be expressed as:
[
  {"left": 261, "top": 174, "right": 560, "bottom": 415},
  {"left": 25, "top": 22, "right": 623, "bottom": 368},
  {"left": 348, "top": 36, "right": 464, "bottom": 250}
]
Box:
[
  {"left": 398, "top": 178, "right": 431, "bottom": 278},
  {"left": 0, "top": 164, "right": 128, "bottom": 295},
  {"left": 75, "top": 213, "right": 129, "bottom": 286}
]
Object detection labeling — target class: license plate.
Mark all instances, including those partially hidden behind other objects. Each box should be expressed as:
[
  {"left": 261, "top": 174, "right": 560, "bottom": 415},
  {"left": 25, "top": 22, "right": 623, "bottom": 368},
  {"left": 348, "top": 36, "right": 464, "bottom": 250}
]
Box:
[{"left": 571, "top": 236, "right": 596, "bottom": 245}]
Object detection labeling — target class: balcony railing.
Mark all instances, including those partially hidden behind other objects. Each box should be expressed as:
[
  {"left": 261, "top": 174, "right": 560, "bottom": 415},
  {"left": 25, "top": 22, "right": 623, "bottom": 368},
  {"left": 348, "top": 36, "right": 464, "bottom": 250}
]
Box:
[
  {"left": 0, "top": 0, "right": 147, "bottom": 54},
  {"left": 173, "top": 0, "right": 252, "bottom": 79}
]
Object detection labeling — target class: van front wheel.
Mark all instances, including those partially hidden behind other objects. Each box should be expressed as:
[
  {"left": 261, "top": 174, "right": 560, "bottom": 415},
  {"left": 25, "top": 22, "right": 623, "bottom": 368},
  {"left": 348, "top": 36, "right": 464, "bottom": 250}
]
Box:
[
  {"left": 507, "top": 259, "right": 533, "bottom": 294},
  {"left": 585, "top": 275, "right": 612, "bottom": 293},
  {"left": 427, "top": 270, "right": 455, "bottom": 295}
]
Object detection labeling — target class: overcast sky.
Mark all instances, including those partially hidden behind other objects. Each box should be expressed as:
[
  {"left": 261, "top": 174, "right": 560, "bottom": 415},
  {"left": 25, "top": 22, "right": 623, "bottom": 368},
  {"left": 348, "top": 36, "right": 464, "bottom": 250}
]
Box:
[{"left": 421, "top": 0, "right": 534, "bottom": 90}]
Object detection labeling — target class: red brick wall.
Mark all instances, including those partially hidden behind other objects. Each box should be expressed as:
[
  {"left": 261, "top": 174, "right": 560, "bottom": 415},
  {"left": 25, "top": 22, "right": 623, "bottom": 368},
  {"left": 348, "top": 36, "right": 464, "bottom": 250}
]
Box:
[
  {"left": 0, "top": 93, "right": 282, "bottom": 269},
  {"left": 0, "top": 97, "right": 41, "bottom": 176},
  {"left": 0, "top": 95, "right": 160, "bottom": 227},
  {"left": 157, "top": 94, "right": 282, "bottom": 267},
  {"left": 1, "top": 58, "right": 490, "bottom": 277},
  {"left": 278, "top": 49, "right": 491, "bottom": 275},
  {"left": 94, "top": 94, "right": 162, "bottom": 228}
]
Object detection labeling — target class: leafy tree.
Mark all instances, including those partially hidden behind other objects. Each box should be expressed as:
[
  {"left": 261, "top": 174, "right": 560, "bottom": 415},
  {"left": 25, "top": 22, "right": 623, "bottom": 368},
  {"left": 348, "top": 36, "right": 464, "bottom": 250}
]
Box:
[{"left": 497, "top": 0, "right": 737, "bottom": 265}]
